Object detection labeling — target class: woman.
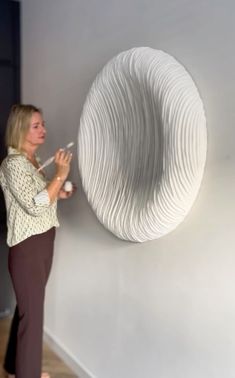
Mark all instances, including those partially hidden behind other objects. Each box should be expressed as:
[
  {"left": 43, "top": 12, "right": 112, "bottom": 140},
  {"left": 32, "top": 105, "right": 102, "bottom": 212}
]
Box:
[{"left": 0, "top": 104, "right": 74, "bottom": 378}]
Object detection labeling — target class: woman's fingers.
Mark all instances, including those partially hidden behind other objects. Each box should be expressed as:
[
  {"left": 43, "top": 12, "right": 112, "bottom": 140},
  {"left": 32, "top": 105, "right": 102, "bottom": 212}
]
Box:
[
  {"left": 65, "top": 151, "right": 72, "bottom": 163},
  {"left": 55, "top": 149, "right": 72, "bottom": 165}
]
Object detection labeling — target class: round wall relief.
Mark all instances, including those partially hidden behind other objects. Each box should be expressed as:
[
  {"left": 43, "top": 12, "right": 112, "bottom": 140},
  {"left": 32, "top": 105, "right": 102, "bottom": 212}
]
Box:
[{"left": 78, "top": 47, "right": 207, "bottom": 242}]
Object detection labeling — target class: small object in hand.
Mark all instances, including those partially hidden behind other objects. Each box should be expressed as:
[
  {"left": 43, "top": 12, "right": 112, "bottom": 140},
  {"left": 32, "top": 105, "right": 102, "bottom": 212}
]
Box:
[
  {"left": 37, "top": 141, "right": 74, "bottom": 172},
  {"left": 64, "top": 180, "right": 73, "bottom": 192}
]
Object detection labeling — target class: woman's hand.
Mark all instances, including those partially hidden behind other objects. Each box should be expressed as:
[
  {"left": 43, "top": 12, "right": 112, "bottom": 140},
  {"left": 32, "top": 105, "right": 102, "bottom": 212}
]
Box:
[
  {"left": 54, "top": 149, "right": 72, "bottom": 181},
  {"left": 58, "top": 183, "right": 77, "bottom": 200}
]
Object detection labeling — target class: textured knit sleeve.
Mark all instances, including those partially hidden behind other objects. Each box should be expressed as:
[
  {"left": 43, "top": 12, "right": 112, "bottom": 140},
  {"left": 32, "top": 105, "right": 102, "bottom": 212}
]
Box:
[{"left": 2, "top": 157, "right": 51, "bottom": 216}]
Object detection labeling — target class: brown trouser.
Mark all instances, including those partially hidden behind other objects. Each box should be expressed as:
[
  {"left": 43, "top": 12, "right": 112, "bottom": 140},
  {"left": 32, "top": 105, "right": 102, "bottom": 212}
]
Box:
[{"left": 4, "top": 227, "right": 56, "bottom": 378}]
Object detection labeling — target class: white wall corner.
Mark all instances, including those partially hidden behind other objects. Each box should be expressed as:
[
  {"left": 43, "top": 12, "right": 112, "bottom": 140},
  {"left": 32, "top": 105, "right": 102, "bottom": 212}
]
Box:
[{"left": 43, "top": 327, "right": 96, "bottom": 378}]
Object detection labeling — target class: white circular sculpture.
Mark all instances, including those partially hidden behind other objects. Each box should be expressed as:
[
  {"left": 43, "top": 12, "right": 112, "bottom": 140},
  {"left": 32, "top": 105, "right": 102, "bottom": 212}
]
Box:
[{"left": 78, "top": 47, "right": 207, "bottom": 242}]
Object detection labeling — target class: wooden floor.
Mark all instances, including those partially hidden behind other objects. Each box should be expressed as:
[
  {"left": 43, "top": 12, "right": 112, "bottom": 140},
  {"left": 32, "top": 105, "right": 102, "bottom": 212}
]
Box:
[{"left": 0, "top": 317, "right": 78, "bottom": 378}]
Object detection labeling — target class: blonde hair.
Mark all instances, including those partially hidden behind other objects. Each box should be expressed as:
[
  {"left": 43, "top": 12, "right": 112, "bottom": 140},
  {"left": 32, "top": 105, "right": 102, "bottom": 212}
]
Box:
[{"left": 5, "top": 104, "right": 42, "bottom": 150}]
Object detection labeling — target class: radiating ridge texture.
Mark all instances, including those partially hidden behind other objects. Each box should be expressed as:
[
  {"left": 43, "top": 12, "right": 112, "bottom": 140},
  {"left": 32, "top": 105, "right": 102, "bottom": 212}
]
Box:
[{"left": 78, "top": 47, "right": 207, "bottom": 242}]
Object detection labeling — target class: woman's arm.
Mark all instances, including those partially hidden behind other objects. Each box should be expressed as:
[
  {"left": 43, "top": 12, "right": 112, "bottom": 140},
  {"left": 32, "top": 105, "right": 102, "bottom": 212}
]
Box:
[
  {"left": 3, "top": 149, "right": 72, "bottom": 215},
  {"left": 3, "top": 157, "right": 51, "bottom": 216},
  {"left": 46, "top": 149, "right": 72, "bottom": 203}
]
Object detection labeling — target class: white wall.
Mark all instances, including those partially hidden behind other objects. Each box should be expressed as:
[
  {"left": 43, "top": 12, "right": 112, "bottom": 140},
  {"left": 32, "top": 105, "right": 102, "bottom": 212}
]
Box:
[{"left": 21, "top": 1, "right": 235, "bottom": 377}]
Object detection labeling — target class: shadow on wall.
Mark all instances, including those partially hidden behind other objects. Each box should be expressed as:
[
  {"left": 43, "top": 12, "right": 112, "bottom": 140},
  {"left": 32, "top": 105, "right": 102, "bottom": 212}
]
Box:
[{"left": 0, "top": 209, "right": 15, "bottom": 318}]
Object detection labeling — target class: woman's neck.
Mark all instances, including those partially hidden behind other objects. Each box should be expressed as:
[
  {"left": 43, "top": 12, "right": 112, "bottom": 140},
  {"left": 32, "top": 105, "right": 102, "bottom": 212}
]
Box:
[{"left": 21, "top": 143, "right": 38, "bottom": 160}]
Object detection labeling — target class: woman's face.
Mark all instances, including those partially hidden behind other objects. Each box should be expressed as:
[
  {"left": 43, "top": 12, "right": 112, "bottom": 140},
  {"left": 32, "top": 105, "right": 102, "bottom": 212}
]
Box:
[{"left": 24, "top": 111, "right": 46, "bottom": 147}]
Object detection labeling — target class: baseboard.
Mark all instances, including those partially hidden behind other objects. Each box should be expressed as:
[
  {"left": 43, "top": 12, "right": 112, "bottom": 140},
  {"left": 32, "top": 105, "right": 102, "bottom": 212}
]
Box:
[
  {"left": 44, "top": 327, "right": 96, "bottom": 378},
  {"left": 0, "top": 308, "right": 11, "bottom": 319}
]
